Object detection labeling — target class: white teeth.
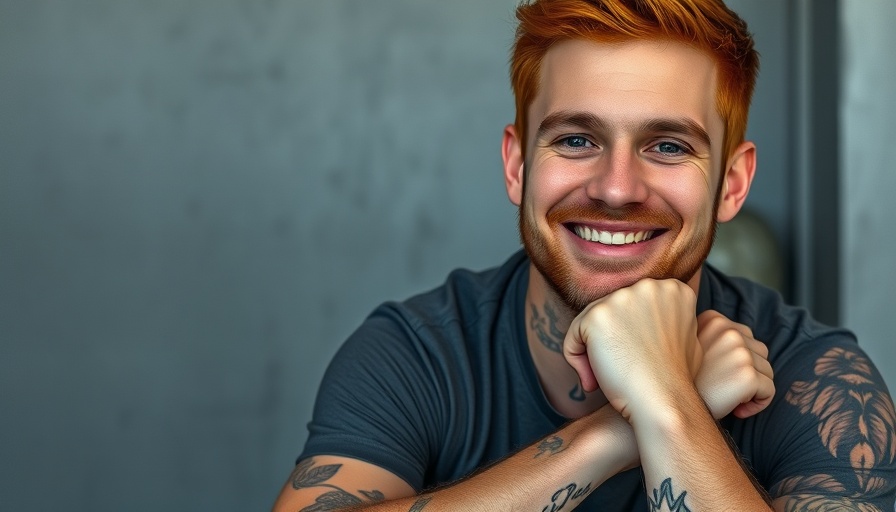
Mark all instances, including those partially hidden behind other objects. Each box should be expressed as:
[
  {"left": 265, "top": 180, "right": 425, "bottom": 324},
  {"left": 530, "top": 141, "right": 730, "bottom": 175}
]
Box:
[{"left": 572, "top": 226, "right": 656, "bottom": 245}]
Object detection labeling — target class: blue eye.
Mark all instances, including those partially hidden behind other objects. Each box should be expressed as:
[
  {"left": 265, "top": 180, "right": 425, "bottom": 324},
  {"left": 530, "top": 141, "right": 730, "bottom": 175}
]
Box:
[
  {"left": 657, "top": 141, "right": 684, "bottom": 154},
  {"left": 560, "top": 136, "right": 592, "bottom": 148},
  {"left": 654, "top": 141, "right": 688, "bottom": 156}
]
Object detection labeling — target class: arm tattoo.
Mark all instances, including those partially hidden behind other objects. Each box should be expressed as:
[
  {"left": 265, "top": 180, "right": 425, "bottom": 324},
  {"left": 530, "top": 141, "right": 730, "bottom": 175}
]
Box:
[
  {"left": 542, "top": 482, "right": 592, "bottom": 511},
  {"left": 775, "top": 347, "right": 896, "bottom": 503},
  {"left": 408, "top": 496, "right": 432, "bottom": 511},
  {"left": 534, "top": 435, "right": 567, "bottom": 458},
  {"left": 530, "top": 302, "right": 565, "bottom": 353},
  {"left": 290, "top": 458, "right": 385, "bottom": 511},
  {"left": 647, "top": 478, "right": 691, "bottom": 512}
]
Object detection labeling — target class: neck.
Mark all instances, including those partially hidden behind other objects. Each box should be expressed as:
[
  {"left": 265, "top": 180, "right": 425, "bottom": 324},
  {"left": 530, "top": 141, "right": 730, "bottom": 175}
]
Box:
[{"left": 524, "top": 265, "right": 608, "bottom": 418}]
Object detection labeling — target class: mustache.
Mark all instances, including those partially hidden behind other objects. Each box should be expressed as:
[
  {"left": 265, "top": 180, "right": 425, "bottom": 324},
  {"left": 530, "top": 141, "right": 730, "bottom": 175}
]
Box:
[{"left": 546, "top": 202, "right": 680, "bottom": 228}]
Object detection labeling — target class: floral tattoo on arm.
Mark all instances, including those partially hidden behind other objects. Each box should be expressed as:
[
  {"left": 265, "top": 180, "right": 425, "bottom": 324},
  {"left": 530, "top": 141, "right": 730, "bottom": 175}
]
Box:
[
  {"left": 290, "top": 458, "right": 385, "bottom": 511},
  {"left": 772, "top": 348, "right": 896, "bottom": 511}
]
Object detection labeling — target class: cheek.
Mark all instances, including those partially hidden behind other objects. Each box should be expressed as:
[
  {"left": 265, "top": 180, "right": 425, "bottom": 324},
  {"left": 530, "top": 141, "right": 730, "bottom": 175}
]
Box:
[
  {"left": 527, "top": 158, "right": 585, "bottom": 207},
  {"left": 650, "top": 168, "right": 715, "bottom": 224}
]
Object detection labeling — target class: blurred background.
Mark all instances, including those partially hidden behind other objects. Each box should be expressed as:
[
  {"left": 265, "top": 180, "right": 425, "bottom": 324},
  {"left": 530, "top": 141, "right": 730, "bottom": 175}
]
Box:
[{"left": 1, "top": 0, "right": 893, "bottom": 510}]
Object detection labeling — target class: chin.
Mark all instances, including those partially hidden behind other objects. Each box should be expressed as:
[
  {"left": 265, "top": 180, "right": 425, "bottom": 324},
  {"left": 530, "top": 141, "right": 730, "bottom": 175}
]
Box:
[
  {"left": 532, "top": 251, "right": 706, "bottom": 313},
  {"left": 551, "top": 268, "right": 650, "bottom": 312}
]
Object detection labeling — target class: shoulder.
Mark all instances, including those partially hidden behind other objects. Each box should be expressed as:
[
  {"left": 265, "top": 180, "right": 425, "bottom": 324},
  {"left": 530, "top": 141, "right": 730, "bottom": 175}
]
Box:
[
  {"left": 319, "top": 250, "right": 530, "bottom": 398},
  {"left": 301, "top": 252, "right": 531, "bottom": 490},
  {"left": 391, "top": 250, "right": 529, "bottom": 330},
  {"left": 764, "top": 340, "right": 896, "bottom": 508},
  {"left": 705, "top": 267, "right": 896, "bottom": 507},
  {"left": 346, "top": 250, "right": 528, "bottom": 356},
  {"left": 699, "top": 264, "right": 857, "bottom": 365}
]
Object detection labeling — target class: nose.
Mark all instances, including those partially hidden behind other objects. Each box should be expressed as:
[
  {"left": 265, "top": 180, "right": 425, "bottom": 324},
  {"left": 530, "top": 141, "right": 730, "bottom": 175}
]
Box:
[{"left": 584, "top": 146, "right": 649, "bottom": 209}]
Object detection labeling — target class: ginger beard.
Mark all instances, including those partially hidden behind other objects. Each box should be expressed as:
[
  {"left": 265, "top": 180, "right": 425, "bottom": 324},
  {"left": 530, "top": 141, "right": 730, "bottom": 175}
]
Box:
[{"left": 519, "top": 172, "right": 723, "bottom": 313}]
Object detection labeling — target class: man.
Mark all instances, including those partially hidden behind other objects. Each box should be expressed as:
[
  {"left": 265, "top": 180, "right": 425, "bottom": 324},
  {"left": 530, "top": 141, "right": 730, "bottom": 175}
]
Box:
[{"left": 274, "top": 0, "right": 896, "bottom": 510}]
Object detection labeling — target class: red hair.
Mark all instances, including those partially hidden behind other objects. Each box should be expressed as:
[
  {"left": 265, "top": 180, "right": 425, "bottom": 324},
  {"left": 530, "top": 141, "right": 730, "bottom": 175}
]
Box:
[{"left": 511, "top": 0, "right": 759, "bottom": 161}]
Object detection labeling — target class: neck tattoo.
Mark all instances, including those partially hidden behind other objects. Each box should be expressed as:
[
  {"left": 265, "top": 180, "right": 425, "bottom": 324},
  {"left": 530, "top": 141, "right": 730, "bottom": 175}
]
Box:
[{"left": 530, "top": 302, "right": 565, "bottom": 354}]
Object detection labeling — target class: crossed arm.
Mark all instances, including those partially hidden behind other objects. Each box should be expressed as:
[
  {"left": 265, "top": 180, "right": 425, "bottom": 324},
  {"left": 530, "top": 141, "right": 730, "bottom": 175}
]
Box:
[
  {"left": 278, "top": 404, "right": 636, "bottom": 511},
  {"left": 273, "top": 280, "right": 895, "bottom": 511}
]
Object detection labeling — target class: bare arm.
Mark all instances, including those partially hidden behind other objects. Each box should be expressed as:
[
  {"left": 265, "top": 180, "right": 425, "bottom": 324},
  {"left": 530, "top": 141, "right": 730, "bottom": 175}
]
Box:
[
  {"left": 273, "top": 404, "right": 637, "bottom": 511},
  {"left": 633, "top": 308, "right": 775, "bottom": 511},
  {"left": 632, "top": 378, "right": 772, "bottom": 511},
  {"left": 273, "top": 455, "right": 415, "bottom": 511}
]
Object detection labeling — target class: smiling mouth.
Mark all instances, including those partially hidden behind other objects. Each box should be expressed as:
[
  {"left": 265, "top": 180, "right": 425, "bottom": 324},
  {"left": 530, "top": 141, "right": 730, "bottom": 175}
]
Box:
[{"left": 569, "top": 224, "right": 659, "bottom": 245}]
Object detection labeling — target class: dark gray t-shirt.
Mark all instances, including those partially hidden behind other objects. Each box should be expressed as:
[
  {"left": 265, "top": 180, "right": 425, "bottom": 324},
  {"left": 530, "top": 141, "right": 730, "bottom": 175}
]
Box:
[{"left": 300, "top": 251, "right": 896, "bottom": 510}]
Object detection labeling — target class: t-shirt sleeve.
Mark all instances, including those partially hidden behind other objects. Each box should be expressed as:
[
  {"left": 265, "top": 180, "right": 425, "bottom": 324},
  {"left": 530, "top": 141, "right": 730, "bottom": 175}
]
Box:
[
  {"left": 760, "top": 335, "right": 896, "bottom": 509},
  {"left": 298, "top": 307, "right": 447, "bottom": 492}
]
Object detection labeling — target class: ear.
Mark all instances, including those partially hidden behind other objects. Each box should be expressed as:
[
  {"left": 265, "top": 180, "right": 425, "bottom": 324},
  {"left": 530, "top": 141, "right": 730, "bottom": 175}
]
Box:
[
  {"left": 502, "top": 124, "right": 525, "bottom": 206},
  {"left": 716, "top": 141, "right": 756, "bottom": 223}
]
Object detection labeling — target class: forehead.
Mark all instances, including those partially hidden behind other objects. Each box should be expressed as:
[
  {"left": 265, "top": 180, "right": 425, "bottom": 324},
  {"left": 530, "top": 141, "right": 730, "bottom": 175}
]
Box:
[{"left": 531, "top": 38, "right": 722, "bottom": 140}]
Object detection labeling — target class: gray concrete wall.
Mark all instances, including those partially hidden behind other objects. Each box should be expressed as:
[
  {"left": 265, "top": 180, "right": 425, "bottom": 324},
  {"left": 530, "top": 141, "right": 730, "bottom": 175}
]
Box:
[
  {"left": 0, "top": 1, "right": 825, "bottom": 510},
  {"left": 0, "top": 2, "right": 520, "bottom": 510},
  {"left": 841, "top": 0, "right": 896, "bottom": 393}
]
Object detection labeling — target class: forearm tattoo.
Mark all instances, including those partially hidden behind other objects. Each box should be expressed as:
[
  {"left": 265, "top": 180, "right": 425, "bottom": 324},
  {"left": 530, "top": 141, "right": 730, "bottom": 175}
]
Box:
[
  {"left": 542, "top": 481, "right": 593, "bottom": 512},
  {"left": 290, "top": 458, "right": 385, "bottom": 511},
  {"left": 530, "top": 302, "right": 565, "bottom": 353},
  {"left": 408, "top": 496, "right": 432, "bottom": 511},
  {"left": 534, "top": 435, "right": 567, "bottom": 458},
  {"left": 647, "top": 478, "right": 691, "bottom": 512}
]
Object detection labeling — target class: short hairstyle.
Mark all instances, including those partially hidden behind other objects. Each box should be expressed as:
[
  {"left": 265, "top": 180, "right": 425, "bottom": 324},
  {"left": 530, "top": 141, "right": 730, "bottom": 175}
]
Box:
[{"left": 511, "top": 0, "right": 759, "bottom": 162}]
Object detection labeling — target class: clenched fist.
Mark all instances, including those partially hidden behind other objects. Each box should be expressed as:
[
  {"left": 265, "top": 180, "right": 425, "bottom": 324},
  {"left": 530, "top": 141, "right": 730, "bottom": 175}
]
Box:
[
  {"left": 563, "top": 279, "right": 775, "bottom": 424},
  {"left": 695, "top": 310, "right": 774, "bottom": 419},
  {"left": 563, "top": 279, "right": 703, "bottom": 422}
]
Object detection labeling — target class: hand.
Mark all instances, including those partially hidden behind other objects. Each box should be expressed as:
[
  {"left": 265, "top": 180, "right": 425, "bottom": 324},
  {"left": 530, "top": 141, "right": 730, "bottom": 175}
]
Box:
[
  {"left": 695, "top": 310, "right": 775, "bottom": 419},
  {"left": 563, "top": 279, "right": 703, "bottom": 422}
]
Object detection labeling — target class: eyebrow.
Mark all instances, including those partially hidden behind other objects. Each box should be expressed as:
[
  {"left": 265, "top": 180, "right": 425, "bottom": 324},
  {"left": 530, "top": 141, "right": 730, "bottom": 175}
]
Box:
[
  {"left": 535, "top": 110, "right": 712, "bottom": 149},
  {"left": 638, "top": 118, "right": 712, "bottom": 149},
  {"left": 535, "top": 111, "right": 609, "bottom": 141}
]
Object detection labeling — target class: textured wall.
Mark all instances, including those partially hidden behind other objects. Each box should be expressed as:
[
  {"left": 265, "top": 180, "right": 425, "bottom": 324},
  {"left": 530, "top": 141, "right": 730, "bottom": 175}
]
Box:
[
  {"left": 0, "top": 1, "right": 799, "bottom": 511},
  {"left": 0, "top": 1, "right": 520, "bottom": 510},
  {"left": 841, "top": 0, "right": 896, "bottom": 392}
]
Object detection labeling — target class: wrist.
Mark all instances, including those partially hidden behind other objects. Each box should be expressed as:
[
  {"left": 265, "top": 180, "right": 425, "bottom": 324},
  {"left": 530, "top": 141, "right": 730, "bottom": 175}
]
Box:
[
  {"left": 584, "top": 405, "right": 639, "bottom": 474},
  {"left": 627, "top": 382, "right": 708, "bottom": 439},
  {"left": 623, "top": 367, "right": 702, "bottom": 421}
]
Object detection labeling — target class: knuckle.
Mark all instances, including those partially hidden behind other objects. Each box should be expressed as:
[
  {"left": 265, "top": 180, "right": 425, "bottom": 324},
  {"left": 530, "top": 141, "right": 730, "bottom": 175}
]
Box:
[
  {"left": 706, "top": 313, "right": 727, "bottom": 329},
  {"left": 720, "top": 328, "right": 746, "bottom": 347},
  {"left": 583, "top": 304, "right": 611, "bottom": 326},
  {"left": 586, "top": 301, "right": 608, "bottom": 318},
  {"left": 703, "top": 314, "right": 720, "bottom": 326},
  {"left": 732, "top": 346, "right": 754, "bottom": 366},
  {"left": 705, "top": 310, "right": 724, "bottom": 322},
  {"left": 734, "top": 365, "right": 757, "bottom": 385}
]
